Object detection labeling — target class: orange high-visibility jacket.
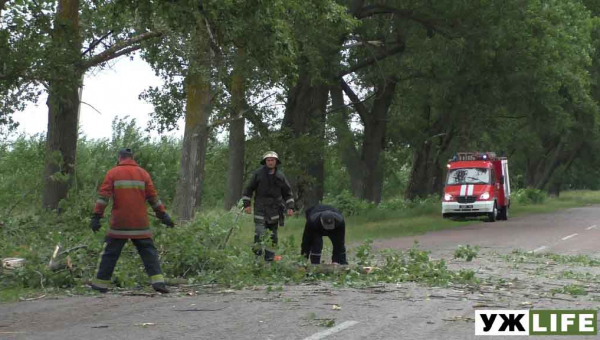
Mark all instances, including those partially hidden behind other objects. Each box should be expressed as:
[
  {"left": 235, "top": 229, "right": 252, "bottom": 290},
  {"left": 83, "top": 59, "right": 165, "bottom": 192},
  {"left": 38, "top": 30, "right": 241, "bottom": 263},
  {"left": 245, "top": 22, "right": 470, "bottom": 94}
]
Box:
[{"left": 93, "top": 159, "right": 166, "bottom": 239}]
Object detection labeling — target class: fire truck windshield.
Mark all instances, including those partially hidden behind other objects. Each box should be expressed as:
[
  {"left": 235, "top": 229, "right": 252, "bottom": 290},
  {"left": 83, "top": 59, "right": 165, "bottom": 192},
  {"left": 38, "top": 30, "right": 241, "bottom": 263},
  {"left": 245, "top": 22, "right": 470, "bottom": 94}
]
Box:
[{"left": 446, "top": 168, "right": 490, "bottom": 185}]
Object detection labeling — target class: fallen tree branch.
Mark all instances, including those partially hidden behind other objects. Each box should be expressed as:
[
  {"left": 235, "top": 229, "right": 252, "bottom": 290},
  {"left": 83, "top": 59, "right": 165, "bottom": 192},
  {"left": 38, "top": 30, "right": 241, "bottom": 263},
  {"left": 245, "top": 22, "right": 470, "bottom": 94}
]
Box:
[
  {"left": 119, "top": 292, "right": 157, "bottom": 297},
  {"left": 48, "top": 245, "right": 60, "bottom": 269},
  {"left": 174, "top": 307, "right": 227, "bottom": 312},
  {"left": 58, "top": 245, "right": 88, "bottom": 256},
  {"left": 19, "top": 294, "right": 46, "bottom": 302}
]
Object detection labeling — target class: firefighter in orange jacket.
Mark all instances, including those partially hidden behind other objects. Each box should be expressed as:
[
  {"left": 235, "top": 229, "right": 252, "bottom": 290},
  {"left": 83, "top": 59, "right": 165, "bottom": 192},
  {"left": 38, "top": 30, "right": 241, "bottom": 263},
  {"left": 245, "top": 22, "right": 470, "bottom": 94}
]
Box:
[{"left": 89, "top": 148, "right": 174, "bottom": 293}]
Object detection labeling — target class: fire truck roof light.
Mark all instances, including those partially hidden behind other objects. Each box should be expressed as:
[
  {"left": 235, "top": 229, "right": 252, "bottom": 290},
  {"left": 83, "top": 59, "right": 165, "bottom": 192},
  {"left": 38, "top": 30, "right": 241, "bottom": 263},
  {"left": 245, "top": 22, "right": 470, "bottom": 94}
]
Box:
[{"left": 450, "top": 151, "right": 498, "bottom": 162}]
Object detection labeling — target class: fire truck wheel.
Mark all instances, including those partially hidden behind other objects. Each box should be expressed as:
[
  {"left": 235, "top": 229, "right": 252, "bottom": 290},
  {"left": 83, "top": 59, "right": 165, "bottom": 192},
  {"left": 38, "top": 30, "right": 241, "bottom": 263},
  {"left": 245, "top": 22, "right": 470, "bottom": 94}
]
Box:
[
  {"left": 488, "top": 203, "right": 497, "bottom": 222},
  {"left": 498, "top": 206, "right": 508, "bottom": 220}
]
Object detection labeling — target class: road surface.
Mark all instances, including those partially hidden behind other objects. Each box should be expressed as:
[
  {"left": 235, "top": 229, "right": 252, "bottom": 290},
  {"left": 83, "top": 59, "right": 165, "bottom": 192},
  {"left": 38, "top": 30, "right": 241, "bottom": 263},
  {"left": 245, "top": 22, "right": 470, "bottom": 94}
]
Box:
[{"left": 2, "top": 206, "right": 600, "bottom": 339}]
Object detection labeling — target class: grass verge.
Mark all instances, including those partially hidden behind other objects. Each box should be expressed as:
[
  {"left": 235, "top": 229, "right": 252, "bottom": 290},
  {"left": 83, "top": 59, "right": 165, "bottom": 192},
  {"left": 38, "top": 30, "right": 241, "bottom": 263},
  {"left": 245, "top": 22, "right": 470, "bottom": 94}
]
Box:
[{"left": 2, "top": 190, "right": 599, "bottom": 302}]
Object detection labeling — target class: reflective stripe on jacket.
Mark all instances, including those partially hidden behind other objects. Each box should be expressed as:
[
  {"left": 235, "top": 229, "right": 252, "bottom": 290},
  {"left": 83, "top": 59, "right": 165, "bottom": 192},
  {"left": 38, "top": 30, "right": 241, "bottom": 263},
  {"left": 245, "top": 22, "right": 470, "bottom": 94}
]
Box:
[
  {"left": 242, "top": 166, "right": 294, "bottom": 223},
  {"left": 93, "top": 159, "right": 166, "bottom": 239}
]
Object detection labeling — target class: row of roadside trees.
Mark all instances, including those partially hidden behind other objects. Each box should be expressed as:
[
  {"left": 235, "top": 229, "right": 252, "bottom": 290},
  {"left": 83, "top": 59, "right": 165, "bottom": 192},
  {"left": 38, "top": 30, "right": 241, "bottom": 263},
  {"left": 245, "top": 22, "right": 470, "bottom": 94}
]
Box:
[{"left": 2, "top": 0, "right": 600, "bottom": 220}]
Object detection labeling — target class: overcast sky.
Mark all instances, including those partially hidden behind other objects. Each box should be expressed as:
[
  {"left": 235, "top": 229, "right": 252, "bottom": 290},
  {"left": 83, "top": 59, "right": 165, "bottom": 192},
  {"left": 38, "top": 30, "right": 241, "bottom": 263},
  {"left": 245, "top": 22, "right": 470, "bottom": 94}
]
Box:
[
  {"left": 12, "top": 54, "right": 362, "bottom": 143},
  {"left": 13, "top": 54, "right": 185, "bottom": 141}
]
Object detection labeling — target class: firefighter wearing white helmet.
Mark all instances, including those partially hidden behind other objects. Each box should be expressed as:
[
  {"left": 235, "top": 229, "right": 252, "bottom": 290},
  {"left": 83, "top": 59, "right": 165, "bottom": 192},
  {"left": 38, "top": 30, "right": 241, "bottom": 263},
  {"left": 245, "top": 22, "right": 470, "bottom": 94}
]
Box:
[
  {"left": 242, "top": 150, "right": 294, "bottom": 261},
  {"left": 260, "top": 151, "right": 281, "bottom": 165}
]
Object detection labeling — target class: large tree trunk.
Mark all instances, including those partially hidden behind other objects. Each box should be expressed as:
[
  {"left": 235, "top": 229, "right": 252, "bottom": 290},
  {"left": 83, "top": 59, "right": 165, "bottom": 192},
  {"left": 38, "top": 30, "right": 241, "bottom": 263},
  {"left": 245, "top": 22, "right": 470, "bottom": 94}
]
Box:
[
  {"left": 361, "top": 79, "right": 396, "bottom": 204},
  {"left": 405, "top": 140, "right": 449, "bottom": 200},
  {"left": 405, "top": 105, "right": 455, "bottom": 200},
  {"left": 329, "top": 84, "right": 366, "bottom": 197},
  {"left": 0, "top": 1, "right": 7, "bottom": 22},
  {"left": 548, "top": 149, "right": 580, "bottom": 197},
  {"left": 337, "top": 79, "right": 397, "bottom": 204},
  {"left": 405, "top": 141, "right": 433, "bottom": 200},
  {"left": 533, "top": 141, "right": 563, "bottom": 190},
  {"left": 524, "top": 138, "right": 567, "bottom": 189},
  {"left": 525, "top": 157, "right": 538, "bottom": 188},
  {"left": 282, "top": 71, "right": 328, "bottom": 209},
  {"left": 430, "top": 148, "right": 448, "bottom": 196},
  {"left": 532, "top": 139, "right": 584, "bottom": 191},
  {"left": 42, "top": 0, "right": 82, "bottom": 211},
  {"left": 174, "top": 28, "right": 212, "bottom": 221},
  {"left": 224, "top": 47, "right": 245, "bottom": 211}
]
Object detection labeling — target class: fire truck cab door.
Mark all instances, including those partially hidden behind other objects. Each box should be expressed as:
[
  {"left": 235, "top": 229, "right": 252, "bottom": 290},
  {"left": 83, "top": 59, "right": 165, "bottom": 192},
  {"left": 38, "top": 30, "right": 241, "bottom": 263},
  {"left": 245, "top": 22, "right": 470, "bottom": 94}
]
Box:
[{"left": 501, "top": 160, "right": 510, "bottom": 198}]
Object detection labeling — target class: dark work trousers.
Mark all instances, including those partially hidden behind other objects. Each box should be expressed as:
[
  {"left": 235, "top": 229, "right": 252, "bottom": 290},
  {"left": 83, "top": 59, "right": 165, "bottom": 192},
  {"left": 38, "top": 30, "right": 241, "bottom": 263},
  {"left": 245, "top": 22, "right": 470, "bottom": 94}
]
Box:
[
  {"left": 96, "top": 237, "right": 163, "bottom": 282},
  {"left": 304, "top": 227, "right": 347, "bottom": 265},
  {"left": 253, "top": 221, "right": 279, "bottom": 261}
]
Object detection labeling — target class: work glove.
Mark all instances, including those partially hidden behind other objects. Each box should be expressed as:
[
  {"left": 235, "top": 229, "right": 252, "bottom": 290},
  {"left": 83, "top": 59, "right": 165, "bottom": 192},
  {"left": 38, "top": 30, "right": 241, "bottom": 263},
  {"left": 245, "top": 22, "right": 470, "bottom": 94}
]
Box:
[
  {"left": 90, "top": 215, "right": 102, "bottom": 233},
  {"left": 159, "top": 213, "right": 175, "bottom": 228}
]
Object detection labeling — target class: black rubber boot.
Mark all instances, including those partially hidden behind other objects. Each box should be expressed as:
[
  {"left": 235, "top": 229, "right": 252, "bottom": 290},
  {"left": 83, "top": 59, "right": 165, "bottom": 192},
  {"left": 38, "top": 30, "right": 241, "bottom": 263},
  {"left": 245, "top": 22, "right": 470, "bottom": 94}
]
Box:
[
  {"left": 264, "top": 250, "right": 275, "bottom": 262},
  {"left": 90, "top": 283, "right": 108, "bottom": 293},
  {"left": 152, "top": 282, "right": 170, "bottom": 294}
]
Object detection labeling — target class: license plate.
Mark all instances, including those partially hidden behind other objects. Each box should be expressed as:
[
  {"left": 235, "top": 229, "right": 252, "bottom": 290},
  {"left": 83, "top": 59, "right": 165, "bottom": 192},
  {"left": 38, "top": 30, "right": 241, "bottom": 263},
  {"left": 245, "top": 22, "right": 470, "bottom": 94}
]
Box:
[{"left": 460, "top": 205, "right": 473, "bottom": 209}]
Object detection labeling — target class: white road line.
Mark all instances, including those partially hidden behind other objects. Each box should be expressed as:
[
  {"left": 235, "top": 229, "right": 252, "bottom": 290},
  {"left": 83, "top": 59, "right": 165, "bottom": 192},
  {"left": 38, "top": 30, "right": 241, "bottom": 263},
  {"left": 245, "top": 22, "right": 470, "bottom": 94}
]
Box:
[
  {"left": 530, "top": 246, "right": 546, "bottom": 253},
  {"left": 561, "top": 233, "right": 578, "bottom": 241},
  {"left": 302, "top": 321, "right": 359, "bottom": 340},
  {"left": 587, "top": 225, "right": 597, "bottom": 230}
]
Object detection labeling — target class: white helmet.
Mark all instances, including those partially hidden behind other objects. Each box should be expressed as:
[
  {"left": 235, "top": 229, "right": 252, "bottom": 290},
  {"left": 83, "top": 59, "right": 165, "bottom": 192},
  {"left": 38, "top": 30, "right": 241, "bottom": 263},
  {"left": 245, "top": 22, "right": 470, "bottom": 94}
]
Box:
[{"left": 261, "top": 151, "right": 281, "bottom": 165}]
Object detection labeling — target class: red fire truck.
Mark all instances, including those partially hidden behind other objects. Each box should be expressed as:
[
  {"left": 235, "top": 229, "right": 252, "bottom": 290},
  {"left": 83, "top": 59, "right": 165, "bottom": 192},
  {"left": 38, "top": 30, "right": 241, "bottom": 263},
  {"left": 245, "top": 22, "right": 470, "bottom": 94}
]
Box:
[{"left": 442, "top": 152, "right": 510, "bottom": 222}]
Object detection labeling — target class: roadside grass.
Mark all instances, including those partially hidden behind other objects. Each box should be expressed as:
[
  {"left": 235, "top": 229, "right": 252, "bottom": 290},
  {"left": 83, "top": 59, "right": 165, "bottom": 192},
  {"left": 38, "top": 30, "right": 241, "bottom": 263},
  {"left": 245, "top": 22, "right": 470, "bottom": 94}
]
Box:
[
  {"left": 510, "top": 190, "right": 600, "bottom": 217},
  {"left": 0, "top": 210, "right": 478, "bottom": 301},
  {"left": 338, "top": 190, "right": 600, "bottom": 242},
  {"left": 2, "top": 190, "right": 600, "bottom": 302},
  {"left": 0, "top": 287, "right": 41, "bottom": 303},
  {"left": 224, "top": 213, "right": 474, "bottom": 245},
  {"left": 248, "top": 190, "right": 600, "bottom": 245}
]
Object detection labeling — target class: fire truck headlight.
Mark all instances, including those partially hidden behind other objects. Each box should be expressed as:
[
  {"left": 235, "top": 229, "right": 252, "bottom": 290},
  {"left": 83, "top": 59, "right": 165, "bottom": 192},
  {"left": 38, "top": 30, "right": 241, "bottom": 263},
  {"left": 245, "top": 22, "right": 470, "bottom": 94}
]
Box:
[
  {"left": 444, "top": 193, "right": 453, "bottom": 201},
  {"left": 479, "top": 192, "right": 490, "bottom": 200}
]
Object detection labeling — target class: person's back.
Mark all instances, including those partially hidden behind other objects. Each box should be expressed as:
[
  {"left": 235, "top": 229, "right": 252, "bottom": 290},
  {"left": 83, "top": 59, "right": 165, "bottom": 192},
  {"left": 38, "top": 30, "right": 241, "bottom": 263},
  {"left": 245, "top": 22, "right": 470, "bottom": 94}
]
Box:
[
  {"left": 99, "top": 159, "right": 156, "bottom": 238},
  {"left": 90, "top": 148, "right": 174, "bottom": 294},
  {"left": 301, "top": 204, "right": 347, "bottom": 265},
  {"left": 305, "top": 204, "right": 342, "bottom": 224}
]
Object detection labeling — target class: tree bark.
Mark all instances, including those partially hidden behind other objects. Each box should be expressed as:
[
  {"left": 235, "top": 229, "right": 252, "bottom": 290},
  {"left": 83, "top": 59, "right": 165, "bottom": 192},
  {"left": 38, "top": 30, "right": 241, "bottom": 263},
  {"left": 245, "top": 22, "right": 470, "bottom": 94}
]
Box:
[
  {"left": 430, "top": 141, "right": 449, "bottom": 196},
  {"left": 42, "top": 0, "right": 82, "bottom": 211},
  {"left": 0, "top": 0, "right": 6, "bottom": 22},
  {"left": 533, "top": 141, "right": 563, "bottom": 190},
  {"left": 282, "top": 71, "right": 329, "bottom": 209},
  {"left": 405, "top": 104, "right": 455, "bottom": 200},
  {"left": 174, "top": 27, "right": 212, "bottom": 221},
  {"left": 360, "top": 79, "right": 396, "bottom": 204},
  {"left": 329, "top": 84, "right": 366, "bottom": 197},
  {"left": 40, "top": 1, "right": 163, "bottom": 211},
  {"left": 224, "top": 47, "right": 245, "bottom": 211},
  {"left": 405, "top": 140, "right": 432, "bottom": 200},
  {"left": 338, "top": 79, "right": 397, "bottom": 204},
  {"left": 533, "top": 139, "right": 584, "bottom": 191}
]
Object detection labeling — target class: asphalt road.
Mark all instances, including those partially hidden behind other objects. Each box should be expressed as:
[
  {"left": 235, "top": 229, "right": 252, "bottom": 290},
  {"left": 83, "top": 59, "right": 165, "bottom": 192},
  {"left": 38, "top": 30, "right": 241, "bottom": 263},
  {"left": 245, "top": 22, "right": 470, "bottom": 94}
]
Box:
[
  {"left": 373, "top": 205, "right": 600, "bottom": 256},
  {"left": 2, "top": 206, "right": 600, "bottom": 340}
]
